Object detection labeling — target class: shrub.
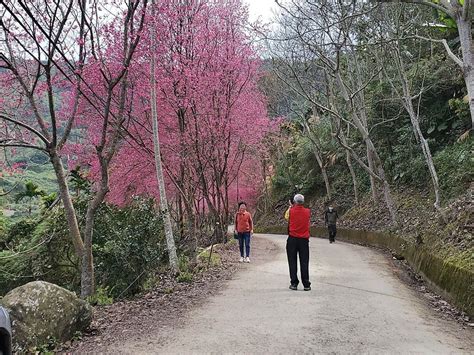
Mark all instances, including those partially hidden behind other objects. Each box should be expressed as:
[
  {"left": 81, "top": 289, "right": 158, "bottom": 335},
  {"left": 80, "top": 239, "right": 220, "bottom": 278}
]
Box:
[
  {"left": 0, "top": 214, "right": 10, "bottom": 249},
  {"left": 0, "top": 197, "right": 167, "bottom": 298},
  {"left": 87, "top": 287, "right": 114, "bottom": 306},
  {"left": 92, "top": 198, "right": 166, "bottom": 298},
  {"left": 434, "top": 138, "right": 473, "bottom": 200},
  {"left": 176, "top": 271, "right": 193, "bottom": 283},
  {"left": 0, "top": 211, "right": 79, "bottom": 296}
]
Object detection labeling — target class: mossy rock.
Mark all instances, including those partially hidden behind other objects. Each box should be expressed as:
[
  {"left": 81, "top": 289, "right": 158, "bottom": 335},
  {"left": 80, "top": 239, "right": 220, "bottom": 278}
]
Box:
[{"left": 0, "top": 281, "right": 92, "bottom": 352}]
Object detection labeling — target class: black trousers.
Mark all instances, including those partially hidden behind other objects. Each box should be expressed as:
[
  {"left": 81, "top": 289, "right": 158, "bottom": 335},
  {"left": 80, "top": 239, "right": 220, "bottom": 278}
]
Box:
[
  {"left": 286, "top": 236, "right": 311, "bottom": 288},
  {"left": 328, "top": 224, "right": 337, "bottom": 242}
]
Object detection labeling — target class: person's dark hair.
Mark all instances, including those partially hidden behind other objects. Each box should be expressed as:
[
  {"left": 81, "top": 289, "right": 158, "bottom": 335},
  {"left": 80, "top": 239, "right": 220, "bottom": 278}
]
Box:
[{"left": 238, "top": 201, "right": 247, "bottom": 208}]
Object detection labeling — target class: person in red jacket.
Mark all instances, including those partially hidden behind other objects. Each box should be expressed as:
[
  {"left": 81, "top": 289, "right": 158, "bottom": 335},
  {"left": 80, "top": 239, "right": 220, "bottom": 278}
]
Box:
[
  {"left": 287, "top": 193, "right": 311, "bottom": 291},
  {"left": 234, "top": 202, "right": 253, "bottom": 263}
]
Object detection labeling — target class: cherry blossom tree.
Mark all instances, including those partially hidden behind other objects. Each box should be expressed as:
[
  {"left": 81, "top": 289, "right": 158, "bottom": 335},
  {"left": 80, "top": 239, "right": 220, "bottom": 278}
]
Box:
[
  {"left": 106, "top": 0, "right": 272, "bottom": 242},
  {"left": 0, "top": 0, "right": 149, "bottom": 297}
]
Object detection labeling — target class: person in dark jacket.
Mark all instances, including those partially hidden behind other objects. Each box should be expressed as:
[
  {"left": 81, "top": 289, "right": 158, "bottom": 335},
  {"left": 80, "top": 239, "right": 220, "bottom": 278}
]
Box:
[
  {"left": 324, "top": 205, "right": 338, "bottom": 243},
  {"left": 286, "top": 194, "right": 311, "bottom": 291}
]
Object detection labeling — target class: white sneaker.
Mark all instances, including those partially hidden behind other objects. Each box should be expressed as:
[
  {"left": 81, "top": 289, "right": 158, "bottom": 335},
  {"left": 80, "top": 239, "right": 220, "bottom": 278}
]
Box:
[
  {"left": 245, "top": 257, "right": 250, "bottom": 263},
  {"left": 239, "top": 257, "right": 244, "bottom": 263}
]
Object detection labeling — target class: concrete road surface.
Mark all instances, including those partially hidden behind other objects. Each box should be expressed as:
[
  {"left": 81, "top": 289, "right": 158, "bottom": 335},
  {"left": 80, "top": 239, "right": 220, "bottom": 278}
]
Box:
[{"left": 115, "top": 234, "right": 473, "bottom": 354}]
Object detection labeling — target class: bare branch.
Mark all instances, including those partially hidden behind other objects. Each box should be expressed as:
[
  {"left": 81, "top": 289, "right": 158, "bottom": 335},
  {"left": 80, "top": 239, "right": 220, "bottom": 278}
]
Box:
[
  {"left": 0, "top": 114, "right": 49, "bottom": 146},
  {"left": 377, "top": 0, "right": 454, "bottom": 18},
  {"left": 414, "top": 34, "right": 463, "bottom": 68}
]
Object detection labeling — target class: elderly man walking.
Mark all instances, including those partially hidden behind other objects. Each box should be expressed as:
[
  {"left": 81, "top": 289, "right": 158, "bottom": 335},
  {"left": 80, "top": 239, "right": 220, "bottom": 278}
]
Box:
[{"left": 286, "top": 194, "right": 311, "bottom": 291}]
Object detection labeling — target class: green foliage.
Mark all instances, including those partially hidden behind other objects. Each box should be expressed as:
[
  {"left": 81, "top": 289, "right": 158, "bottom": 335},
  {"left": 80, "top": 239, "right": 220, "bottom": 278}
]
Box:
[
  {"left": 87, "top": 287, "right": 114, "bottom": 306},
  {"left": 1, "top": 150, "right": 58, "bottom": 222},
  {"left": 13, "top": 181, "right": 46, "bottom": 215},
  {"left": 0, "top": 197, "right": 167, "bottom": 298},
  {"left": 33, "top": 335, "right": 58, "bottom": 354},
  {"left": 69, "top": 167, "right": 91, "bottom": 195},
  {"left": 40, "top": 192, "right": 58, "bottom": 209},
  {"left": 270, "top": 121, "right": 330, "bottom": 199},
  {"left": 142, "top": 275, "right": 160, "bottom": 292},
  {"left": 196, "top": 248, "right": 221, "bottom": 267},
  {"left": 0, "top": 214, "right": 9, "bottom": 239},
  {"left": 0, "top": 219, "right": 37, "bottom": 249},
  {"left": 267, "top": 37, "right": 470, "bottom": 208},
  {"left": 434, "top": 138, "right": 473, "bottom": 199},
  {"left": 448, "top": 97, "right": 470, "bottom": 123},
  {"left": 72, "top": 331, "right": 83, "bottom": 342},
  {"left": 178, "top": 254, "right": 190, "bottom": 271},
  {"left": 0, "top": 213, "right": 79, "bottom": 296},
  {"left": 15, "top": 181, "right": 45, "bottom": 202},
  {"left": 1, "top": 164, "right": 58, "bottom": 197},
  {"left": 176, "top": 271, "right": 193, "bottom": 283},
  {"left": 92, "top": 198, "right": 166, "bottom": 298},
  {"left": 0, "top": 249, "right": 35, "bottom": 294}
]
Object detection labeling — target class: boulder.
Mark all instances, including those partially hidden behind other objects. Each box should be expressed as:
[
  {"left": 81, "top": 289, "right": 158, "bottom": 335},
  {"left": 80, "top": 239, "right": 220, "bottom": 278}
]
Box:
[{"left": 0, "top": 281, "right": 92, "bottom": 352}]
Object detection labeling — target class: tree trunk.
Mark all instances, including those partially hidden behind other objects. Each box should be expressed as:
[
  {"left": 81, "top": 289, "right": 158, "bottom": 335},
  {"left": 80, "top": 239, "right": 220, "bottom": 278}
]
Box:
[
  {"left": 379, "top": 164, "right": 398, "bottom": 225},
  {"left": 403, "top": 91, "right": 442, "bottom": 210},
  {"left": 420, "top": 134, "right": 441, "bottom": 209},
  {"left": 456, "top": 11, "right": 474, "bottom": 128},
  {"left": 354, "top": 54, "right": 379, "bottom": 203},
  {"left": 178, "top": 193, "right": 185, "bottom": 238},
  {"left": 262, "top": 159, "right": 269, "bottom": 212},
  {"left": 345, "top": 150, "right": 359, "bottom": 204},
  {"left": 367, "top": 145, "right": 378, "bottom": 202},
  {"left": 312, "top": 147, "right": 331, "bottom": 200},
  {"left": 366, "top": 136, "right": 398, "bottom": 224},
  {"left": 81, "top": 158, "right": 109, "bottom": 297},
  {"left": 334, "top": 77, "right": 391, "bottom": 222},
  {"left": 150, "top": 0, "right": 179, "bottom": 274},
  {"left": 185, "top": 204, "right": 198, "bottom": 250},
  {"left": 81, "top": 208, "right": 95, "bottom": 297},
  {"left": 395, "top": 47, "right": 443, "bottom": 210},
  {"left": 50, "top": 150, "right": 84, "bottom": 256},
  {"left": 303, "top": 120, "right": 331, "bottom": 200}
]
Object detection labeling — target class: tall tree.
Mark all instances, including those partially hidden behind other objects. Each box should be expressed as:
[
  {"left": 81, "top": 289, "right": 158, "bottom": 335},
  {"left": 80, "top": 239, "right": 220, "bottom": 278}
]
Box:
[
  {"left": 105, "top": 0, "right": 270, "bottom": 240},
  {"left": 381, "top": 0, "right": 474, "bottom": 128},
  {"left": 0, "top": 0, "right": 149, "bottom": 297},
  {"left": 150, "top": 0, "right": 179, "bottom": 273},
  {"left": 270, "top": 0, "right": 398, "bottom": 223},
  {"left": 376, "top": 5, "right": 443, "bottom": 211},
  {"left": 0, "top": 0, "right": 87, "bottom": 268}
]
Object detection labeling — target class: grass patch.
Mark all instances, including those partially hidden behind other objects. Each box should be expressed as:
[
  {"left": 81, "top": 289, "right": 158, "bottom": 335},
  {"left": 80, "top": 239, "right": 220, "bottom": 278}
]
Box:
[
  {"left": 197, "top": 247, "right": 221, "bottom": 267},
  {"left": 176, "top": 271, "right": 193, "bottom": 283}
]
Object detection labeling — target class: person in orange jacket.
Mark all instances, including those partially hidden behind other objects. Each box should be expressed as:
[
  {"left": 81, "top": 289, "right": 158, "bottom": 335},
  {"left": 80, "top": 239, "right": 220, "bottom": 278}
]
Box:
[{"left": 234, "top": 201, "right": 253, "bottom": 263}]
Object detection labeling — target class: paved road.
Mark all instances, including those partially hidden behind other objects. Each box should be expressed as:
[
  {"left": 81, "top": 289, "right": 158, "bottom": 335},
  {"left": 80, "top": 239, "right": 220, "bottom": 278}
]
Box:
[{"left": 117, "top": 234, "right": 473, "bottom": 354}]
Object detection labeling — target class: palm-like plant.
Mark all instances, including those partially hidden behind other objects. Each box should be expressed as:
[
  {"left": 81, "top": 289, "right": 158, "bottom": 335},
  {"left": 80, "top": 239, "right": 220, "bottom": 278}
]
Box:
[
  {"left": 15, "top": 181, "right": 46, "bottom": 215},
  {"left": 69, "top": 167, "right": 91, "bottom": 196}
]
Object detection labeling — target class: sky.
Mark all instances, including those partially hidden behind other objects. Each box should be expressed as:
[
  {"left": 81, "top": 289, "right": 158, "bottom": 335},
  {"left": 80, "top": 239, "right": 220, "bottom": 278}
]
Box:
[{"left": 244, "top": 0, "right": 278, "bottom": 23}]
